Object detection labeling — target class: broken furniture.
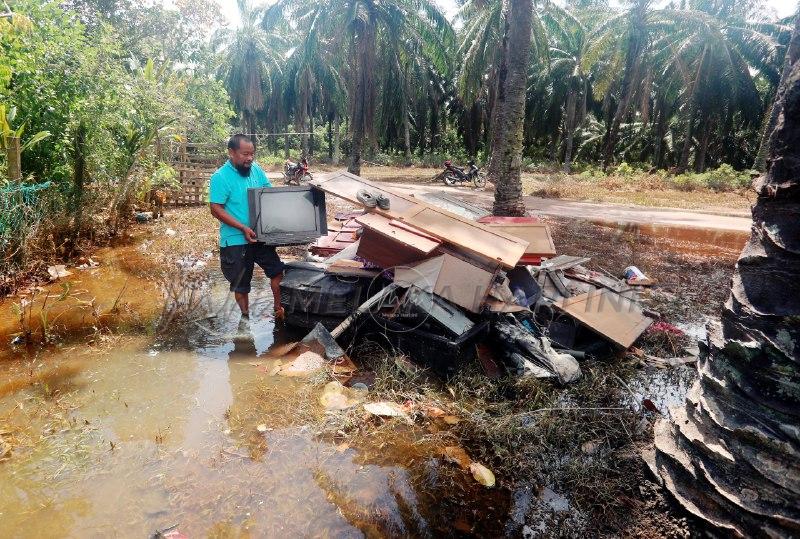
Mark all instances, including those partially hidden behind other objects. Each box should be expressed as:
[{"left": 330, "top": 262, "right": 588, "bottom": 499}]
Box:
[
  {"left": 310, "top": 171, "right": 529, "bottom": 269},
  {"left": 354, "top": 213, "right": 441, "bottom": 268},
  {"left": 477, "top": 216, "right": 556, "bottom": 265},
  {"left": 394, "top": 252, "right": 497, "bottom": 313},
  {"left": 553, "top": 288, "right": 654, "bottom": 349}
]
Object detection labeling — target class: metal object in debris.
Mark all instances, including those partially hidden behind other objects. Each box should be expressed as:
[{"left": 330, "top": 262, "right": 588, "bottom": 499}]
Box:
[{"left": 400, "top": 285, "right": 475, "bottom": 337}]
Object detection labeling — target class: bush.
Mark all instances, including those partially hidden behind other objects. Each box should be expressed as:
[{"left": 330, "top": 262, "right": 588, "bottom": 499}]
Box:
[
  {"left": 704, "top": 164, "right": 752, "bottom": 191},
  {"left": 670, "top": 174, "right": 702, "bottom": 191}
]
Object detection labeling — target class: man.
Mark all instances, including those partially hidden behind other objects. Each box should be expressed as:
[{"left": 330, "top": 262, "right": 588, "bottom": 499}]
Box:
[{"left": 209, "top": 134, "right": 285, "bottom": 321}]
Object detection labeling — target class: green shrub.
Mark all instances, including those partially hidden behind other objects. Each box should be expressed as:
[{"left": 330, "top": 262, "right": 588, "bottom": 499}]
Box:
[
  {"left": 671, "top": 174, "right": 701, "bottom": 191},
  {"left": 703, "top": 164, "right": 752, "bottom": 191}
]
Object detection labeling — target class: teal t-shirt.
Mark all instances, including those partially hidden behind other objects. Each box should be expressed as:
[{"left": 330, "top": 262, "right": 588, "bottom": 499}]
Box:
[{"left": 209, "top": 160, "right": 272, "bottom": 246}]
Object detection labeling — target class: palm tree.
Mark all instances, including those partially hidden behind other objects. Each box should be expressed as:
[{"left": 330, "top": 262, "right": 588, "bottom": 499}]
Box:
[
  {"left": 541, "top": 4, "right": 595, "bottom": 172},
  {"left": 652, "top": 3, "right": 787, "bottom": 172},
  {"left": 652, "top": 13, "right": 800, "bottom": 535},
  {"left": 489, "top": 0, "right": 534, "bottom": 216},
  {"left": 281, "top": 11, "right": 346, "bottom": 157},
  {"left": 214, "top": 0, "right": 285, "bottom": 134},
  {"left": 264, "top": 0, "right": 452, "bottom": 175},
  {"left": 585, "top": 0, "right": 651, "bottom": 170}
]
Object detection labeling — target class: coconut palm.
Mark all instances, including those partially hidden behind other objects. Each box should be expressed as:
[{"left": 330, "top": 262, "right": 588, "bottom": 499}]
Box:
[
  {"left": 213, "top": 0, "right": 286, "bottom": 134},
  {"left": 263, "top": 0, "right": 452, "bottom": 175},
  {"left": 651, "top": 3, "right": 788, "bottom": 172}
]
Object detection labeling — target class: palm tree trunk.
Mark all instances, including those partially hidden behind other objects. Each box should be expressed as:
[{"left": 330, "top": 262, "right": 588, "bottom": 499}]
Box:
[
  {"left": 651, "top": 25, "right": 800, "bottom": 537},
  {"left": 403, "top": 100, "right": 412, "bottom": 164},
  {"left": 562, "top": 85, "right": 578, "bottom": 173},
  {"left": 327, "top": 112, "right": 333, "bottom": 160},
  {"left": 693, "top": 116, "right": 713, "bottom": 172},
  {"left": 348, "top": 21, "right": 376, "bottom": 175},
  {"left": 309, "top": 114, "right": 315, "bottom": 157},
  {"left": 678, "top": 47, "right": 709, "bottom": 173},
  {"left": 489, "top": 0, "right": 532, "bottom": 216},
  {"left": 333, "top": 111, "right": 341, "bottom": 165}
]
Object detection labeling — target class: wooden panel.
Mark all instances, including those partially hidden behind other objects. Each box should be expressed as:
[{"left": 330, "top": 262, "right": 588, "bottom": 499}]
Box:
[
  {"left": 355, "top": 213, "right": 440, "bottom": 254},
  {"left": 554, "top": 289, "right": 653, "bottom": 348},
  {"left": 397, "top": 207, "right": 528, "bottom": 268},
  {"left": 311, "top": 170, "right": 528, "bottom": 268},
  {"left": 481, "top": 223, "right": 556, "bottom": 258},
  {"left": 356, "top": 229, "right": 431, "bottom": 268}
]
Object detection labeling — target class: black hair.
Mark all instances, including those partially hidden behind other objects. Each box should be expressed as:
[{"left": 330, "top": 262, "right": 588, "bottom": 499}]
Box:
[{"left": 227, "top": 133, "right": 255, "bottom": 151}]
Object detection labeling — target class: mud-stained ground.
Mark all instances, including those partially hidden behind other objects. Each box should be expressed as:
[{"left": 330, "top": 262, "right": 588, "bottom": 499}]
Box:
[{"left": 0, "top": 194, "right": 741, "bottom": 537}]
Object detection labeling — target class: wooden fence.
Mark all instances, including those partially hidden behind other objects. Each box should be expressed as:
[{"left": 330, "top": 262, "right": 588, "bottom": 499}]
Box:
[{"left": 166, "top": 141, "right": 224, "bottom": 206}]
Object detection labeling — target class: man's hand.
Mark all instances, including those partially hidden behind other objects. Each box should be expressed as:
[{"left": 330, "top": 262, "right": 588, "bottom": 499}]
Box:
[{"left": 242, "top": 226, "right": 258, "bottom": 243}]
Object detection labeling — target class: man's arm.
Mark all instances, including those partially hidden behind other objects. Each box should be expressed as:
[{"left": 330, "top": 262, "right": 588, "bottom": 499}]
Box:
[{"left": 209, "top": 203, "right": 257, "bottom": 243}]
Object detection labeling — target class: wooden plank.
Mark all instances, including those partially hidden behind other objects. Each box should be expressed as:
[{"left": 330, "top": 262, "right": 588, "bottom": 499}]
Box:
[
  {"left": 310, "top": 170, "right": 528, "bottom": 268},
  {"left": 554, "top": 289, "right": 653, "bottom": 349},
  {"left": 480, "top": 222, "right": 556, "bottom": 258},
  {"left": 355, "top": 213, "right": 440, "bottom": 254}
]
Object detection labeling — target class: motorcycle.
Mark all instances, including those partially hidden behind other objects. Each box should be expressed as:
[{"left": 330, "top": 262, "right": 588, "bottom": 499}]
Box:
[
  {"left": 441, "top": 160, "right": 486, "bottom": 188},
  {"left": 283, "top": 157, "right": 313, "bottom": 185}
]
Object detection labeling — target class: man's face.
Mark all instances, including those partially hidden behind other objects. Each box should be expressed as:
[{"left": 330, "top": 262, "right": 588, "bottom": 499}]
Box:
[{"left": 229, "top": 141, "right": 255, "bottom": 176}]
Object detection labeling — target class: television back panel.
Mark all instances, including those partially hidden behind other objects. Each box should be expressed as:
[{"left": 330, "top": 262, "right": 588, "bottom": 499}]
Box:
[{"left": 248, "top": 185, "right": 328, "bottom": 246}]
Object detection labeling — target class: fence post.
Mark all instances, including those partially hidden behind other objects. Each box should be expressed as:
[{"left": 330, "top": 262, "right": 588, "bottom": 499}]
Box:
[{"left": 7, "top": 136, "right": 21, "bottom": 181}]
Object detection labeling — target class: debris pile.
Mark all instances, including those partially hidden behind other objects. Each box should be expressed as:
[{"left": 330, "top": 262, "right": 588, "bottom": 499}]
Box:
[{"left": 280, "top": 171, "right": 657, "bottom": 383}]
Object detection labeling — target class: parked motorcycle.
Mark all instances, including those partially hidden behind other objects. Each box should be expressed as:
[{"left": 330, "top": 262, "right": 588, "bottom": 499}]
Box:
[
  {"left": 441, "top": 160, "right": 486, "bottom": 188},
  {"left": 284, "top": 157, "right": 312, "bottom": 185}
]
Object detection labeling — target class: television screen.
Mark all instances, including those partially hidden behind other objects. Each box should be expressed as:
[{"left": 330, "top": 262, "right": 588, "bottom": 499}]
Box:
[{"left": 248, "top": 185, "right": 327, "bottom": 246}]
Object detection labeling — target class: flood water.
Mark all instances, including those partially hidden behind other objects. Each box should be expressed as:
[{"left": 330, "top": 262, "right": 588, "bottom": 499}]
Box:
[{"left": 0, "top": 254, "right": 506, "bottom": 538}]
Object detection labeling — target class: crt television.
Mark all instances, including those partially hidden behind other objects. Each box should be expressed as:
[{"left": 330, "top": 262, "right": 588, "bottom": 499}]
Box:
[{"left": 248, "top": 185, "right": 328, "bottom": 246}]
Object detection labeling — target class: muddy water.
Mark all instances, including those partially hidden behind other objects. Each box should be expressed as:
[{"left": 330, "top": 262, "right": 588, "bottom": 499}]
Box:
[
  {"left": 592, "top": 221, "right": 747, "bottom": 258},
  {"left": 0, "top": 258, "right": 501, "bottom": 538}
]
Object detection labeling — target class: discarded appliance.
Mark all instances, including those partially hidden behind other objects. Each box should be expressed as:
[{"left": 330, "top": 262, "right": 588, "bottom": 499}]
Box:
[
  {"left": 477, "top": 216, "right": 556, "bottom": 265},
  {"left": 248, "top": 185, "right": 327, "bottom": 245},
  {"left": 279, "top": 261, "right": 386, "bottom": 330}
]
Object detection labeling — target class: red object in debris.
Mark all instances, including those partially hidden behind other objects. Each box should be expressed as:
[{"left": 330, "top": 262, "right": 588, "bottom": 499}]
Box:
[
  {"left": 309, "top": 216, "right": 361, "bottom": 257},
  {"left": 647, "top": 321, "right": 685, "bottom": 336}
]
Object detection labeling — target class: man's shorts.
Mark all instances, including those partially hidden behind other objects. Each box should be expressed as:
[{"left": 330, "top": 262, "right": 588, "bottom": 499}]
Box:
[{"left": 220, "top": 243, "right": 285, "bottom": 294}]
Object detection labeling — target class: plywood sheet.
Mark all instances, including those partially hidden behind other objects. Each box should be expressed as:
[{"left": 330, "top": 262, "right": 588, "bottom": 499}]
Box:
[
  {"left": 394, "top": 254, "right": 495, "bottom": 313},
  {"left": 311, "top": 171, "right": 528, "bottom": 268},
  {"left": 554, "top": 289, "right": 653, "bottom": 348},
  {"left": 356, "top": 229, "right": 430, "bottom": 269},
  {"left": 310, "top": 171, "right": 418, "bottom": 215}
]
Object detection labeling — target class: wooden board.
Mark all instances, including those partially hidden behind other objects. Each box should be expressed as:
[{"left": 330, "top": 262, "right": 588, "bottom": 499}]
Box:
[
  {"left": 311, "top": 171, "right": 528, "bottom": 269},
  {"left": 356, "top": 229, "right": 431, "bottom": 269},
  {"left": 554, "top": 289, "right": 653, "bottom": 349},
  {"left": 355, "top": 213, "right": 440, "bottom": 254},
  {"left": 479, "top": 222, "right": 556, "bottom": 258}
]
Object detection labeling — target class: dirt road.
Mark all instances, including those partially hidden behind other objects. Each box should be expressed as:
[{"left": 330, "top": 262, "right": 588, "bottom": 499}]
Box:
[{"left": 379, "top": 181, "right": 752, "bottom": 233}]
